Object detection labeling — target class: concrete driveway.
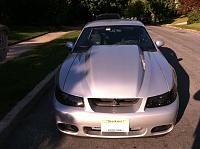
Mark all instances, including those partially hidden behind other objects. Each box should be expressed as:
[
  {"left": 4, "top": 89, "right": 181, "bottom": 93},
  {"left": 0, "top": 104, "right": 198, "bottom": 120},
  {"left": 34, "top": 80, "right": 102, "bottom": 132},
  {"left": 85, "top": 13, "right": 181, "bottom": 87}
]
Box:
[{"left": 1, "top": 26, "right": 200, "bottom": 149}]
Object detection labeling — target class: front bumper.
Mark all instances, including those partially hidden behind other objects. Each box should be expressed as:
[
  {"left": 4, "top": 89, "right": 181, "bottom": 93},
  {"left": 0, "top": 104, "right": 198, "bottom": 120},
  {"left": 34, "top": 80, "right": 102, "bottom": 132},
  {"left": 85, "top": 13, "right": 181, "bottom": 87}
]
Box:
[{"left": 54, "top": 96, "right": 179, "bottom": 138}]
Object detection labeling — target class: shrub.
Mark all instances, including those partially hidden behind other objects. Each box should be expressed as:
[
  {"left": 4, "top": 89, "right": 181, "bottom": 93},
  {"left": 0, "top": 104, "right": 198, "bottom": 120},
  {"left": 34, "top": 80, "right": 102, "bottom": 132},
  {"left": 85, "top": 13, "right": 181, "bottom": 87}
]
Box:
[{"left": 188, "top": 10, "right": 200, "bottom": 24}]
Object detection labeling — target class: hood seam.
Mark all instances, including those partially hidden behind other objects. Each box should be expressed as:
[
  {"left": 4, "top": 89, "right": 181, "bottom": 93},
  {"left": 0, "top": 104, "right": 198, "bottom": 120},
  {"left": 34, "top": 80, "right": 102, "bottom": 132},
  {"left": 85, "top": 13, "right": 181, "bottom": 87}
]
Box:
[
  {"left": 62, "top": 54, "right": 78, "bottom": 89},
  {"left": 152, "top": 53, "right": 170, "bottom": 91}
]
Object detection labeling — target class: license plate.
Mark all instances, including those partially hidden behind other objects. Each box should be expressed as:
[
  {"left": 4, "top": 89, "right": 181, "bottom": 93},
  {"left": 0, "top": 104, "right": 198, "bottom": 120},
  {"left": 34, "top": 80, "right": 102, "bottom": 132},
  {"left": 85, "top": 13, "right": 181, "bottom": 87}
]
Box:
[{"left": 101, "top": 119, "right": 129, "bottom": 132}]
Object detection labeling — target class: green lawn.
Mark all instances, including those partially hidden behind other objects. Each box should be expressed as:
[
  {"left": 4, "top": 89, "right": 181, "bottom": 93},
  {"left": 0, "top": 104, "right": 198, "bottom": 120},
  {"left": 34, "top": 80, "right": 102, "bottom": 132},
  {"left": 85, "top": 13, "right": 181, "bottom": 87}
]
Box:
[
  {"left": 0, "top": 30, "right": 80, "bottom": 119},
  {"left": 8, "top": 26, "right": 49, "bottom": 45},
  {"left": 171, "top": 17, "right": 188, "bottom": 25},
  {"left": 169, "top": 16, "right": 200, "bottom": 31},
  {"left": 175, "top": 23, "right": 200, "bottom": 31}
]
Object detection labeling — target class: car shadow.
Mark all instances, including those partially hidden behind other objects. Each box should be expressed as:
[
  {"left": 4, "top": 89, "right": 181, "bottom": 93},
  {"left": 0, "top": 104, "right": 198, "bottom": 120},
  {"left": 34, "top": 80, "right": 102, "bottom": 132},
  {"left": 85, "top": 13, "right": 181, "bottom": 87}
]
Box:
[
  {"left": 192, "top": 90, "right": 200, "bottom": 149},
  {"left": 159, "top": 47, "right": 190, "bottom": 123},
  {"left": 192, "top": 119, "right": 200, "bottom": 149},
  {"left": 194, "top": 90, "right": 200, "bottom": 101}
]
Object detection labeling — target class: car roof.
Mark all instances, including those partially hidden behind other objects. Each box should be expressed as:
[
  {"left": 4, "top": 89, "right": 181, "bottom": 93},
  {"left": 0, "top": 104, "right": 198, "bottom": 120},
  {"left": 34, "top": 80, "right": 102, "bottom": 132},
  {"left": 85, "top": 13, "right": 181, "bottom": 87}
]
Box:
[
  {"left": 84, "top": 19, "right": 144, "bottom": 28},
  {"left": 96, "top": 13, "right": 120, "bottom": 20}
]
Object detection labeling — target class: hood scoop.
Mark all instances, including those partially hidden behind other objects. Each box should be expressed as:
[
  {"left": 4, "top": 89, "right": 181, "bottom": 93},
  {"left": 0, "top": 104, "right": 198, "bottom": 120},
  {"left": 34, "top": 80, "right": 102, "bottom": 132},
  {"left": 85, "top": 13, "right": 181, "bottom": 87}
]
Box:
[{"left": 84, "top": 45, "right": 144, "bottom": 98}]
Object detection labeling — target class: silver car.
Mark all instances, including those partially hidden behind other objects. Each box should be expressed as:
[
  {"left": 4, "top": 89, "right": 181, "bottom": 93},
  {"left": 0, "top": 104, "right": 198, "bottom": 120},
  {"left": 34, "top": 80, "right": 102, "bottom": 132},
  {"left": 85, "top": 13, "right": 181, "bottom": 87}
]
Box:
[{"left": 54, "top": 20, "right": 179, "bottom": 138}]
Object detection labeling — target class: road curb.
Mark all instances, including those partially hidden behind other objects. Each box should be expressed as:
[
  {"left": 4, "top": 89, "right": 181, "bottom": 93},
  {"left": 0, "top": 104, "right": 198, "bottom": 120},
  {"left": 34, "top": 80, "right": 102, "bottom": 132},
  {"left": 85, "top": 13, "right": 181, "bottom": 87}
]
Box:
[{"left": 0, "top": 67, "right": 58, "bottom": 145}]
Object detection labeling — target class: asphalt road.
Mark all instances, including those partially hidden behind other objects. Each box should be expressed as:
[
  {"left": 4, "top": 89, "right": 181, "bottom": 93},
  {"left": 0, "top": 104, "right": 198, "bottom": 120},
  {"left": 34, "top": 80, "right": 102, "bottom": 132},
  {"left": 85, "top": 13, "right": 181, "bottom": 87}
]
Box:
[{"left": 1, "top": 26, "right": 200, "bottom": 149}]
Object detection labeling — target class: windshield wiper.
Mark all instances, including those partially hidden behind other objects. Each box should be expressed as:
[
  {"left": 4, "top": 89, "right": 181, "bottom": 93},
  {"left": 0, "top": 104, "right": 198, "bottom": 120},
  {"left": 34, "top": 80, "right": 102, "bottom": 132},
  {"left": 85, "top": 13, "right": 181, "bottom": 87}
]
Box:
[
  {"left": 78, "top": 45, "right": 91, "bottom": 52},
  {"left": 137, "top": 44, "right": 155, "bottom": 52}
]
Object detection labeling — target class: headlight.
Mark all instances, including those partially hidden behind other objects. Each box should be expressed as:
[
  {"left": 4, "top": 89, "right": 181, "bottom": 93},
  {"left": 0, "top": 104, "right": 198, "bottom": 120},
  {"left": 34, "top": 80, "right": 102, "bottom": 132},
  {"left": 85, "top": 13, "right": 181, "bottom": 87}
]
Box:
[
  {"left": 145, "top": 84, "right": 177, "bottom": 108},
  {"left": 55, "top": 86, "right": 84, "bottom": 107}
]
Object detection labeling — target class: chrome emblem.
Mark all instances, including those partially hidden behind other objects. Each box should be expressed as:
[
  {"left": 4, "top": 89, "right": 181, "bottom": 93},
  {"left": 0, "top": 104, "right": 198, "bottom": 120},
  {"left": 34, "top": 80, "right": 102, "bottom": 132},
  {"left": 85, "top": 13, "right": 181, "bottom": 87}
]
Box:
[{"left": 113, "top": 99, "right": 120, "bottom": 106}]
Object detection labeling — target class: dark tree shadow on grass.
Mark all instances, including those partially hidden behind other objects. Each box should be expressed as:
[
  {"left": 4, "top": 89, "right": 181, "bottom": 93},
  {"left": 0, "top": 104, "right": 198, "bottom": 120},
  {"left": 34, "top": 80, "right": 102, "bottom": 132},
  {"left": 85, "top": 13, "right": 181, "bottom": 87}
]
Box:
[
  {"left": 0, "top": 36, "right": 94, "bottom": 148},
  {"left": 159, "top": 47, "right": 190, "bottom": 123},
  {"left": 0, "top": 31, "right": 80, "bottom": 120}
]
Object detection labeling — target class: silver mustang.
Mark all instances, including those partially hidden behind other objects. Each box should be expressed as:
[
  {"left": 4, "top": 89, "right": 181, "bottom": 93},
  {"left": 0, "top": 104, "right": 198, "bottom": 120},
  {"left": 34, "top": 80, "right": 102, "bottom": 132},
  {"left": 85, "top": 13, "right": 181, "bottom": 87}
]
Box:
[{"left": 54, "top": 20, "right": 179, "bottom": 138}]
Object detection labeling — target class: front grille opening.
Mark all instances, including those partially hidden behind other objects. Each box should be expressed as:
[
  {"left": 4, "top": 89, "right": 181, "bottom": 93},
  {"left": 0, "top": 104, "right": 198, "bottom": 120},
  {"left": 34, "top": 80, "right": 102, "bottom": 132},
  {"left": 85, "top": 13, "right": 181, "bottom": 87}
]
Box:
[
  {"left": 151, "top": 124, "right": 172, "bottom": 133},
  {"left": 83, "top": 126, "right": 146, "bottom": 136},
  {"left": 84, "top": 127, "right": 101, "bottom": 132},
  {"left": 88, "top": 98, "right": 142, "bottom": 113},
  {"left": 88, "top": 98, "right": 140, "bottom": 107},
  {"left": 57, "top": 123, "right": 79, "bottom": 133},
  {"left": 84, "top": 127, "right": 143, "bottom": 132}
]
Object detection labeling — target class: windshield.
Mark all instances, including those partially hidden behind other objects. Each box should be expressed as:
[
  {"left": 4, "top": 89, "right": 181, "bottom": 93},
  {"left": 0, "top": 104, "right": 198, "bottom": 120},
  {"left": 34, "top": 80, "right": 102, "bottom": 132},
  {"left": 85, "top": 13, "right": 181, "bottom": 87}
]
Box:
[{"left": 74, "top": 25, "right": 156, "bottom": 52}]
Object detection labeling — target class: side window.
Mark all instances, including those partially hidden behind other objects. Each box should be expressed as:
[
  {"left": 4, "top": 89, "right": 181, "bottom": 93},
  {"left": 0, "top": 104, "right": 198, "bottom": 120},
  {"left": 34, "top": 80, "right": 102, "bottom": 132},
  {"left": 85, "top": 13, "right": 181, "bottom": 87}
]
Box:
[
  {"left": 73, "top": 28, "right": 92, "bottom": 52},
  {"left": 138, "top": 28, "right": 154, "bottom": 49},
  {"left": 77, "top": 28, "right": 91, "bottom": 46},
  {"left": 138, "top": 30, "right": 147, "bottom": 45}
]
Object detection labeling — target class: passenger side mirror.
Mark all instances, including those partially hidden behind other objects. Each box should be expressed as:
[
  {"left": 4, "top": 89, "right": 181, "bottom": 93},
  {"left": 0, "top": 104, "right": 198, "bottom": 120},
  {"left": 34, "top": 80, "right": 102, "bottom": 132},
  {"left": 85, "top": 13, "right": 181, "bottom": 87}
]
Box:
[
  {"left": 66, "top": 41, "right": 74, "bottom": 52},
  {"left": 155, "top": 40, "right": 165, "bottom": 47}
]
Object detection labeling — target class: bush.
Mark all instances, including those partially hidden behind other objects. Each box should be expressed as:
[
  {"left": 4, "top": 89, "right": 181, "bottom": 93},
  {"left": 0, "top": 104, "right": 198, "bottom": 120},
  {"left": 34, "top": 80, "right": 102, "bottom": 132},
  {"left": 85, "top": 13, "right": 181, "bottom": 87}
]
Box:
[{"left": 188, "top": 10, "right": 200, "bottom": 24}]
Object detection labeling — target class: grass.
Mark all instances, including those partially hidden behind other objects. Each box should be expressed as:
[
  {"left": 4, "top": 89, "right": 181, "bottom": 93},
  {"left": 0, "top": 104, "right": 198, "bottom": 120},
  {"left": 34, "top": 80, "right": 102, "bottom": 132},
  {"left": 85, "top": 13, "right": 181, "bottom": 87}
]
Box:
[
  {"left": 169, "top": 16, "right": 200, "bottom": 31},
  {"left": 0, "top": 30, "right": 80, "bottom": 119},
  {"left": 171, "top": 17, "right": 188, "bottom": 25},
  {"left": 175, "top": 23, "right": 200, "bottom": 31},
  {"left": 8, "top": 26, "right": 49, "bottom": 45}
]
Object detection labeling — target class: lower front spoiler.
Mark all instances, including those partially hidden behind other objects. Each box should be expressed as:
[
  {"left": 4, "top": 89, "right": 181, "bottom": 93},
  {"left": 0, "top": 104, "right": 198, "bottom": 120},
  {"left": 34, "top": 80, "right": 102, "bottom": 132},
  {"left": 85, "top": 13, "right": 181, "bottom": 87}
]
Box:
[
  {"left": 54, "top": 97, "right": 179, "bottom": 138},
  {"left": 57, "top": 123, "right": 174, "bottom": 138}
]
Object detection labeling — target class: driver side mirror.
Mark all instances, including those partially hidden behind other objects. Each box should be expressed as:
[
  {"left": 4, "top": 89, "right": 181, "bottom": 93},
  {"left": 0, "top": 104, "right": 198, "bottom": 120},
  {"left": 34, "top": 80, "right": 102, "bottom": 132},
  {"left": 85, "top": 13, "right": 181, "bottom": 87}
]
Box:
[
  {"left": 66, "top": 41, "right": 74, "bottom": 52},
  {"left": 155, "top": 40, "right": 165, "bottom": 47}
]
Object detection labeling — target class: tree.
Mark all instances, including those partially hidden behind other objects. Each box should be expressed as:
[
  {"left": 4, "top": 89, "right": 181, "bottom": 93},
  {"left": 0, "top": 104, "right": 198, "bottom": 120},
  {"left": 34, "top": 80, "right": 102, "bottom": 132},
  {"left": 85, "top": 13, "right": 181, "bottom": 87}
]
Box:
[
  {"left": 124, "top": 0, "right": 145, "bottom": 18},
  {"left": 0, "top": 0, "right": 129, "bottom": 25},
  {"left": 82, "top": 0, "right": 129, "bottom": 16},
  {"left": 178, "top": 0, "right": 200, "bottom": 14},
  {"left": 147, "top": 0, "right": 176, "bottom": 23}
]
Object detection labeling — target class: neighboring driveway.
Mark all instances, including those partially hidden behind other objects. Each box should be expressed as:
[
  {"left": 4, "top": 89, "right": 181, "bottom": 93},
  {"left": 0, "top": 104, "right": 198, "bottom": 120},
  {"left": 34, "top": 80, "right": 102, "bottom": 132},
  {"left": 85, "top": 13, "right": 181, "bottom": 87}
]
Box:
[
  {"left": 6, "top": 32, "right": 67, "bottom": 61},
  {"left": 1, "top": 26, "right": 200, "bottom": 149}
]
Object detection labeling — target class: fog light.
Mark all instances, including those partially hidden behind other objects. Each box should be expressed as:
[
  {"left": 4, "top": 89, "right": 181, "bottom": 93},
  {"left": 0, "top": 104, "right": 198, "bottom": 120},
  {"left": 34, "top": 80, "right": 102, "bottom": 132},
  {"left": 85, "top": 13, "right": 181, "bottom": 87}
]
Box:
[
  {"left": 57, "top": 123, "right": 78, "bottom": 132},
  {"left": 151, "top": 124, "right": 172, "bottom": 133}
]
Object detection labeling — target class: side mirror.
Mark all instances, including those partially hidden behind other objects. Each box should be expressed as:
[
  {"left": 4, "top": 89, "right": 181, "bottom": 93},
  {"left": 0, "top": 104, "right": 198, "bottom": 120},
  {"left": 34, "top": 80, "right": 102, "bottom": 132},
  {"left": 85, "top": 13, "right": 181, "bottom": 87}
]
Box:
[
  {"left": 66, "top": 41, "right": 74, "bottom": 52},
  {"left": 155, "top": 40, "right": 165, "bottom": 47}
]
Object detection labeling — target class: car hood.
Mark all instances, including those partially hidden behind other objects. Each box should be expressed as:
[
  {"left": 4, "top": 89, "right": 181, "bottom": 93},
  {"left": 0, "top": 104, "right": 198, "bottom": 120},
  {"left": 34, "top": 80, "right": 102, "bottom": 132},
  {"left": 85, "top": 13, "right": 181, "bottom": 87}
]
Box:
[{"left": 60, "top": 45, "right": 173, "bottom": 98}]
